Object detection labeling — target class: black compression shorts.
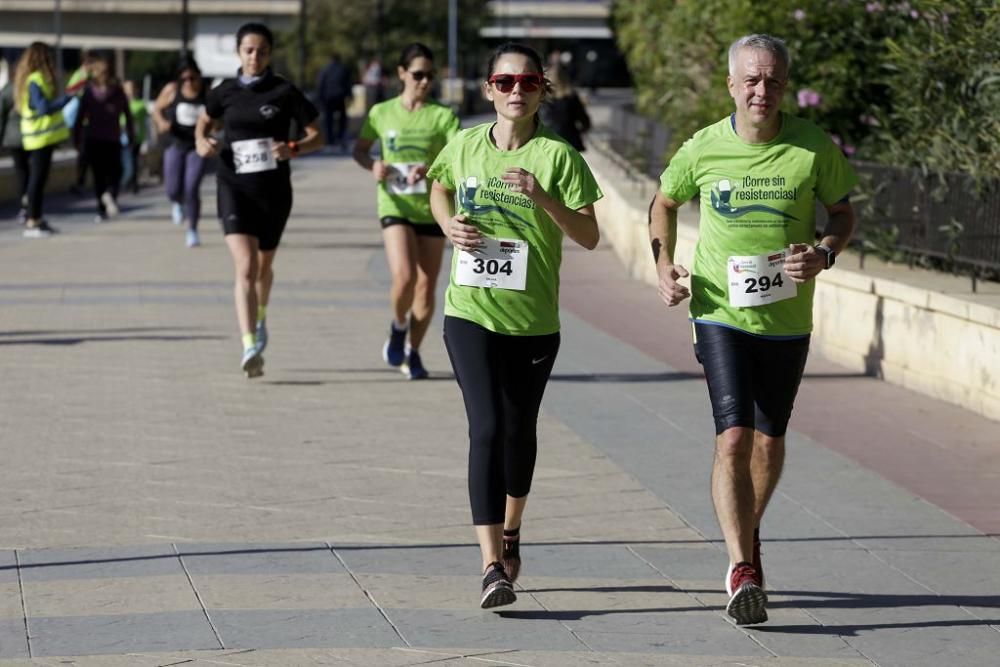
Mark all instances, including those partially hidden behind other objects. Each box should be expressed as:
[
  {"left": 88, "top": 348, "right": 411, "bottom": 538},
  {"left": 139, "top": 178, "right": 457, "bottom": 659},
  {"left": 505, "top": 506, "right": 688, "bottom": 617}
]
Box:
[
  {"left": 380, "top": 216, "right": 445, "bottom": 238},
  {"left": 218, "top": 178, "right": 293, "bottom": 251},
  {"left": 693, "top": 321, "right": 810, "bottom": 437}
]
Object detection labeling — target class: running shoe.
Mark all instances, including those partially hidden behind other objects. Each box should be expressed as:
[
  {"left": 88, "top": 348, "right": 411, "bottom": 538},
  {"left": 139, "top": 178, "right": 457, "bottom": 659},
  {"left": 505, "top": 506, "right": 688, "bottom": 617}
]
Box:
[
  {"left": 171, "top": 202, "right": 184, "bottom": 225},
  {"left": 101, "top": 192, "right": 120, "bottom": 218},
  {"left": 725, "top": 561, "right": 767, "bottom": 625},
  {"left": 255, "top": 319, "right": 268, "bottom": 353},
  {"left": 382, "top": 322, "right": 407, "bottom": 367},
  {"left": 23, "top": 221, "right": 57, "bottom": 238},
  {"left": 401, "top": 349, "right": 428, "bottom": 380},
  {"left": 94, "top": 213, "right": 108, "bottom": 224},
  {"left": 480, "top": 562, "right": 516, "bottom": 609},
  {"left": 186, "top": 229, "right": 201, "bottom": 247},
  {"left": 502, "top": 528, "right": 521, "bottom": 583},
  {"left": 241, "top": 347, "right": 264, "bottom": 378},
  {"left": 16, "top": 208, "right": 27, "bottom": 225}
]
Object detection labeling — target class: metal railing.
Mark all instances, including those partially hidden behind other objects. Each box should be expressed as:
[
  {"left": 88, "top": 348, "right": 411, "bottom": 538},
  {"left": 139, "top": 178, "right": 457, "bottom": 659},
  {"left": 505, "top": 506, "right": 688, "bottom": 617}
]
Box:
[{"left": 604, "top": 104, "right": 1000, "bottom": 287}]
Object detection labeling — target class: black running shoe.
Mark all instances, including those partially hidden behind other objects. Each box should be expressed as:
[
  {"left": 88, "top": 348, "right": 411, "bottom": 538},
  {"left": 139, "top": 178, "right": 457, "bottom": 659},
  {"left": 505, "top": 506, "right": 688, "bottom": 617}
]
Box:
[{"left": 480, "top": 561, "right": 516, "bottom": 609}]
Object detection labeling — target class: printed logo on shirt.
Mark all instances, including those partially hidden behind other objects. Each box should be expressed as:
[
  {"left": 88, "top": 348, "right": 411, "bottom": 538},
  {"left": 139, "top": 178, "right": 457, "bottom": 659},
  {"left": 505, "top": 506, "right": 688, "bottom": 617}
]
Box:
[
  {"left": 710, "top": 177, "right": 799, "bottom": 223},
  {"left": 258, "top": 104, "right": 279, "bottom": 119},
  {"left": 385, "top": 129, "right": 428, "bottom": 155},
  {"left": 458, "top": 175, "right": 534, "bottom": 229}
]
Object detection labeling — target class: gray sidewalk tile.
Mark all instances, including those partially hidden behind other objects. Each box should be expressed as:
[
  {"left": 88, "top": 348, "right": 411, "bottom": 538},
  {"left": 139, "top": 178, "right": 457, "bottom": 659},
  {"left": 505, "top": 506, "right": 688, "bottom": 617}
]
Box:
[
  {"left": 16, "top": 545, "right": 182, "bottom": 582},
  {"left": 334, "top": 543, "right": 483, "bottom": 576},
  {"left": 29, "top": 610, "right": 219, "bottom": 657},
  {"left": 0, "top": 619, "right": 28, "bottom": 659},
  {"left": 386, "top": 609, "right": 585, "bottom": 651},
  {"left": 210, "top": 608, "right": 400, "bottom": 649},
  {"left": 23, "top": 574, "right": 200, "bottom": 617},
  {"left": 177, "top": 542, "right": 344, "bottom": 576},
  {"left": 195, "top": 573, "right": 370, "bottom": 610}
]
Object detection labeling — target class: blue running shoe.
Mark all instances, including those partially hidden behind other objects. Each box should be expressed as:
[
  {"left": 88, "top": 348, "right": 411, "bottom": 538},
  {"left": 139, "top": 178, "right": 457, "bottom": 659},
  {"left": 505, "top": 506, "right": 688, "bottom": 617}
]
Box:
[
  {"left": 401, "top": 349, "right": 428, "bottom": 380},
  {"left": 255, "top": 319, "right": 268, "bottom": 353},
  {"left": 382, "top": 322, "right": 407, "bottom": 367},
  {"left": 241, "top": 346, "right": 264, "bottom": 378},
  {"left": 171, "top": 202, "right": 184, "bottom": 225}
]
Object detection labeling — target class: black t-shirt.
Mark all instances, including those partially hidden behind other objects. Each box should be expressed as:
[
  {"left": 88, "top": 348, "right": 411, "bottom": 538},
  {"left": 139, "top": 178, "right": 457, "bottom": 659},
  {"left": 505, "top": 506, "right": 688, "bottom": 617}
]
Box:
[
  {"left": 205, "top": 71, "right": 318, "bottom": 185},
  {"left": 166, "top": 86, "right": 207, "bottom": 150}
]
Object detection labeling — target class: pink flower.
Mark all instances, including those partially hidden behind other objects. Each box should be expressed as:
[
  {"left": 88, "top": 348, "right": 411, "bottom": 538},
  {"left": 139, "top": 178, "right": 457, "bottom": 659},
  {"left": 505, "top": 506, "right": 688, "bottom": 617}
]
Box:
[
  {"left": 910, "top": 9, "right": 920, "bottom": 18},
  {"left": 794, "top": 9, "right": 806, "bottom": 21},
  {"left": 797, "top": 88, "right": 822, "bottom": 108},
  {"left": 843, "top": 144, "right": 857, "bottom": 156},
  {"left": 866, "top": 1, "right": 883, "bottom": 11},
  {"left": 860, "top": 114, "right": 880, "bottom": 127}
]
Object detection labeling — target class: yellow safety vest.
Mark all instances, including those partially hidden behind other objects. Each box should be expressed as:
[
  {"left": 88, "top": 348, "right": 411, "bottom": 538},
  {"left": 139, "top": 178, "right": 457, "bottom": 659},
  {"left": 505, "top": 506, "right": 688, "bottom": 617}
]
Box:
[{"left": 19, "top": 71, "right": 69, "bottom": 150}]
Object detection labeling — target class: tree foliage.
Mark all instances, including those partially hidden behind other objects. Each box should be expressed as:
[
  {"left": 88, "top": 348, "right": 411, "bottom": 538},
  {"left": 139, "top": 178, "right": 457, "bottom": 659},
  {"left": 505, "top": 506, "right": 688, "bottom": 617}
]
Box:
[
  {"left": 277, "top": 0, "right": 486, "bottom": 90},
  {"left": 611, "top": 0, "right": 1000, "bottom": 182}
]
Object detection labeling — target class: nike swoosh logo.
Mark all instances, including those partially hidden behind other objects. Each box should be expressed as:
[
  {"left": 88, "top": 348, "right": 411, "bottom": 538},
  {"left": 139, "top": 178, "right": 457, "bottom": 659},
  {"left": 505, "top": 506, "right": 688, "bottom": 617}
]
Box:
[{"left": 531, "top": 356, "right": 548, "bottom": 365}]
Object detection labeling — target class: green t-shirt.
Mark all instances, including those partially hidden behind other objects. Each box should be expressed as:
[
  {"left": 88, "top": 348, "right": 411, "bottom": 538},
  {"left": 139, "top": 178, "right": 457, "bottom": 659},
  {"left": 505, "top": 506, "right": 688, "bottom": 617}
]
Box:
[
  {"left": 427, "top": 122, "right": 603, "bottom": 336},
  {"left": 359, "top": 97, "right": 460, "bottom": 223},
  {"left": 660, "top": 113, "right": 858, "bottom": 336}
]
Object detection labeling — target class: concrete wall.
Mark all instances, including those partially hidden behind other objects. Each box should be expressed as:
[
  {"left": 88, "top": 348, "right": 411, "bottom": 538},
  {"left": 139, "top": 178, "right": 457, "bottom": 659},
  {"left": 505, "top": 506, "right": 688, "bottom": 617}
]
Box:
[{"left": 585, "top": 141, "right": 1000, "bottom": 423}]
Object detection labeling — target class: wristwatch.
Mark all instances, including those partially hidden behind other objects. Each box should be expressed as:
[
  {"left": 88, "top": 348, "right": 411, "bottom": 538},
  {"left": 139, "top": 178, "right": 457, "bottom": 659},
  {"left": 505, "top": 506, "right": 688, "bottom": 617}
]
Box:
[{"left": 815, "top": 243, "right": 836, "bottom": 269}]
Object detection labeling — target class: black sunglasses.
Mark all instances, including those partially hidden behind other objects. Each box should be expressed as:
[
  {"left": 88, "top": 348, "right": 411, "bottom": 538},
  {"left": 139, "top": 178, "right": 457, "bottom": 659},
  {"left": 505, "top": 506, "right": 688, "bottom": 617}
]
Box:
[{"left": 408, "top": 70, "right": 434, "bottom": 82}]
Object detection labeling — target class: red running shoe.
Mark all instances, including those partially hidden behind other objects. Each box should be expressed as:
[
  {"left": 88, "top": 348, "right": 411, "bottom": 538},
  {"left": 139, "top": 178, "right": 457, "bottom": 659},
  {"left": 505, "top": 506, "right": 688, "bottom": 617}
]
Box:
[{"left": 725, "top": 561, "right": 767, "bottom": 625}]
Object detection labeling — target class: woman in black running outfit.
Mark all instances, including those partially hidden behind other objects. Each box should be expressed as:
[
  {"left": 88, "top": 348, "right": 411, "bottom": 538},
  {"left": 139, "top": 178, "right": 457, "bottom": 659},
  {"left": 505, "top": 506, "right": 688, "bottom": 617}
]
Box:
[{"left": 195, "top": 22, "right": 322, "bottom": 378}]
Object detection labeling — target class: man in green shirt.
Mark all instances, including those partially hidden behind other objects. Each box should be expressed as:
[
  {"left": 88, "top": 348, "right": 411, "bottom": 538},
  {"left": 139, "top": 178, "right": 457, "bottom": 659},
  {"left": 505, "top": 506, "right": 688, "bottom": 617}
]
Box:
[{"left": 648, "top": 34, "right": 857, "bottom": 626}]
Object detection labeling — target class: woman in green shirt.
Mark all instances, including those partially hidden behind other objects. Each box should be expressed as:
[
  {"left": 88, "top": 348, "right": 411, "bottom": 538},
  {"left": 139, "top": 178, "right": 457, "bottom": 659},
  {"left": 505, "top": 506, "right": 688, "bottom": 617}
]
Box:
[
  {"left": 353, "top": 43, "right": 460, "bottom": 380},
  {"left": 428, "top": 42, "right": 602, "bottom": 609}
]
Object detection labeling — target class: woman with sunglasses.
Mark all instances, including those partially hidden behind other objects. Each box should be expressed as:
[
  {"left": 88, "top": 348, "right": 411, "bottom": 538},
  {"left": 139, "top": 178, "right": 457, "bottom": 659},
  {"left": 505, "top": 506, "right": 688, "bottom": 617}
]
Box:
[
  {"left": 195, "top": 22, "right": 322, "bottom": 378},
  {"left": 353, "top": 43, "right": 460, "bottom": 380},
  {"left": 153, "top": 57, "right": 208, "bottom": 247},
  {"left": 428, "top": 42, "right": 602, "bottom": 608}
]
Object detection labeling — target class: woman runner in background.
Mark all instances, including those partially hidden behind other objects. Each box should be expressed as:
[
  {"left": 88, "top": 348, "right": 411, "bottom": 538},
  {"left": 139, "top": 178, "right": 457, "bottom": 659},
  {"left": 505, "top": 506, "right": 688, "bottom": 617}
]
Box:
[
  {"left": 428, "top": 43, "right": 602, "bottom": 608},
  {"left": 195, "top": 22, "right": 322, "bottom": 377},
  {"left": 353, "top": 43, "right": 460, "bottom": 379},
  {"left": 153, "top": 58, "right": 208, "bottom": 247}
]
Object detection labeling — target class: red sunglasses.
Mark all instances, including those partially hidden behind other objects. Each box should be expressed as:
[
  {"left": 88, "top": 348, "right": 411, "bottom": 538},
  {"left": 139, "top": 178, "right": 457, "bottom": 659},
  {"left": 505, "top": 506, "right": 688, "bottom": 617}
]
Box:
[{"left": 488, "top": 73, "right": 543, "bottom": 94}]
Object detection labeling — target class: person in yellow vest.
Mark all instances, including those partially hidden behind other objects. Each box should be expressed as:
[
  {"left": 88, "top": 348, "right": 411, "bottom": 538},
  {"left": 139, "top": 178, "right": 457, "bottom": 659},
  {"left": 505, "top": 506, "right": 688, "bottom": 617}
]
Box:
[{"left": 14, "top": 42, "right": 70, "bottom": 238}]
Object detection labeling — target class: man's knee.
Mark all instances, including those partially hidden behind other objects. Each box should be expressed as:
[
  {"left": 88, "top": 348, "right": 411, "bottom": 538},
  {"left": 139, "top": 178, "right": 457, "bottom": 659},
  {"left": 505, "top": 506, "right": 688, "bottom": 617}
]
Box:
[{"left": 715, "top": 426, "right": 754, "bottom": 459}]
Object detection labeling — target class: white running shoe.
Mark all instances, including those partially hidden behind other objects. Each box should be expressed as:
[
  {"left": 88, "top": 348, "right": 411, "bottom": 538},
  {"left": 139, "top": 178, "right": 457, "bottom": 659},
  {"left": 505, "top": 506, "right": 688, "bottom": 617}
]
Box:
[
  {"left": 186, "top": 229, "right": 200, "bottom": 247},
  {"left": 171, "top": 202, "right": 184, "bottom": 225},
  {"left": 101, "top": 192, "right": 120, "bottom": 217},
  {"left": 241, "top": 347, "right": 264, "bottom": 378}
]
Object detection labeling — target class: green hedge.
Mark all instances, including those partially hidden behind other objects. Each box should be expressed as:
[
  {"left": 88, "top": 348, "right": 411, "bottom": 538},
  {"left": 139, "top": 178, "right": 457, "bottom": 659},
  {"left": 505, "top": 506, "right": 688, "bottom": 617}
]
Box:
[{"left": 611, "top": 0, "right": 1000, "bottom": 183}]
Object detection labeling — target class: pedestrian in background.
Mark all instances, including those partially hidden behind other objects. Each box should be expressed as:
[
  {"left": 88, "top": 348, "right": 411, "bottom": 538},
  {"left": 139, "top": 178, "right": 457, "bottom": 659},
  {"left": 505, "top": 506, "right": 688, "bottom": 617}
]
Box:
[
  {"left": 75, "top": 55, "right": 133, "bottom": 222},
  {"left": 316, "top": 51, "right": 352, "bottom": 153},
  {"left": 14, "top": 42, "right": 71, "bottom": 238},
  {"left": 121, "top": 80, "right": 148, "bottom": 195},
  {"left": 0, "top": 79, "right": 29, "bottom": 224},
  {"left": 66, "top": 49, "right": 94, "bottom": 195},
  {"left": 153, "top": 58, "right": 207, "bottom": 247},
  {"left": 538, "top": 62, "right": 590, "bottom": 152}
]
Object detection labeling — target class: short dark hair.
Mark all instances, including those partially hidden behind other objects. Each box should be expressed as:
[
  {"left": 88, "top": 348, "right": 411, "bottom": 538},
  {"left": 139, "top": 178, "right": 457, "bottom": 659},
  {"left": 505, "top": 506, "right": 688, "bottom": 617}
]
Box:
[
  {"left": 398, "top": 43, "right": 434, "bottom": 69},
  {"left": 236, "top": 22, "right": 274, "bottom": 50},
  {"left": 486, "top": 42, "right": 544, "bottom": 78},
  {"left": 176, "top": 57, "right": 201, "bottom": 80}
]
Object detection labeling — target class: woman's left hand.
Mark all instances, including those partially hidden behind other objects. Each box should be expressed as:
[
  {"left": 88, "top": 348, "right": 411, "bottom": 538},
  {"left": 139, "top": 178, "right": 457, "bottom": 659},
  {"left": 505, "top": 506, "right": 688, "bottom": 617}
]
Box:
[{"left": 500, "top": 167, "right": 547, "bottom": 202}]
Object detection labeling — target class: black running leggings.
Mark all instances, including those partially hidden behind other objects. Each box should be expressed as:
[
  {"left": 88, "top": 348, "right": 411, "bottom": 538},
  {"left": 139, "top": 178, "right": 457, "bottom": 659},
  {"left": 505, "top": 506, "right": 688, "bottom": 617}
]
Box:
[{"left": 444, "top": 316, "right": 560, "bottom": 525}]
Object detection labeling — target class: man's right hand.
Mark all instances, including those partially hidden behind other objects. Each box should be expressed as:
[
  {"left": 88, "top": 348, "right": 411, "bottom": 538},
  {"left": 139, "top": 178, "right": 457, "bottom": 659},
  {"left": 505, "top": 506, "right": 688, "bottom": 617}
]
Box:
[
  {"left": 657, "top": 263, "right": 691, "bottom": 307},
  {"left": 371, "top": 160, "right": 388, "bottom": 182}
]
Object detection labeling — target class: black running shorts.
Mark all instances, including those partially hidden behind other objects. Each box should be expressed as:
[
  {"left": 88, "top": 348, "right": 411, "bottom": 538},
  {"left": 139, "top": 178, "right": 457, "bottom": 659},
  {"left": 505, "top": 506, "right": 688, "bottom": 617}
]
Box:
[
  {"left": 693, "top": 321, "right": 810, "bottom": 437},
  {"left": 218, "top": 178, "right": 293, "bottom": 251},
  {"left": 380, "top": 216, "right": 445, "bottom": 238}
]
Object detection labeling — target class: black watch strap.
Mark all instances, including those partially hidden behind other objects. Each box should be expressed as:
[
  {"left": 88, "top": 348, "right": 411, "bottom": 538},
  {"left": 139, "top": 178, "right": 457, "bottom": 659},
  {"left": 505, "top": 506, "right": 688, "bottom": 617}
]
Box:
[{"left": 815, "top": 244, "right": 835, "bottom": 269}]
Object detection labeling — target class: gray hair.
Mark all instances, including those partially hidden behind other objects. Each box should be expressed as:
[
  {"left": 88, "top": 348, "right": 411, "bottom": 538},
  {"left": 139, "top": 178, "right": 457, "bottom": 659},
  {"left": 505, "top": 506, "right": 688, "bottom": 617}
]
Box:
[{"left": 728, "top": 34, "right": 790, "bottom": 76}]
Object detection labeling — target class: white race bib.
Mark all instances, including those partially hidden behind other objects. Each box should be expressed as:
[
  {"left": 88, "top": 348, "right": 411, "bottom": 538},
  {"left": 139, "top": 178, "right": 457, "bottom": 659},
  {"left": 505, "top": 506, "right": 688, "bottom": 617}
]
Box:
[
  {"left": 231, "top": 138, "right": 277, "bottom": 175},
  {"left": 174, "top": 101, "right": 203, "bottom": 127},
  {"left": 386, "top": 162, "right": 427, "bottom": 195},
  {"left": 455, "top": 237, "right": 528, "bottom": 291},
  {"left": 727, "top": 249, "right": 797, "bottom": 307}
]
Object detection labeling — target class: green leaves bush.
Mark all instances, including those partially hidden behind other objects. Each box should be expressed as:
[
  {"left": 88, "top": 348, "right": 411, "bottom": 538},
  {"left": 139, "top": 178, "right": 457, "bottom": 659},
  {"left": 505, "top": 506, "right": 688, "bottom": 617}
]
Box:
[{"left": 611, "top": 0, "right": 1000, "bottom": 183}]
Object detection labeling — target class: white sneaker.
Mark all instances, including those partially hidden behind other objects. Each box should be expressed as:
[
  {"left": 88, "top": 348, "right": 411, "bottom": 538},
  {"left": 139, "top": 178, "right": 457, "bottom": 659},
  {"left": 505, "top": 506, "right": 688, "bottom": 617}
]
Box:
[
  {"left": 101, "top": 192, "right": 120, "bottom": 217},
  {"left": 23, "top": 221, "right": 57, "bottom": 238},
  {"left": 241, "top": 347, "right": 264, "bottom": 378},
  {"left": 171, "top": 202, "right": 184, "bottom": 225},
  {"left": 185, "top": 229, "right": 200, "bottom": 247}
]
